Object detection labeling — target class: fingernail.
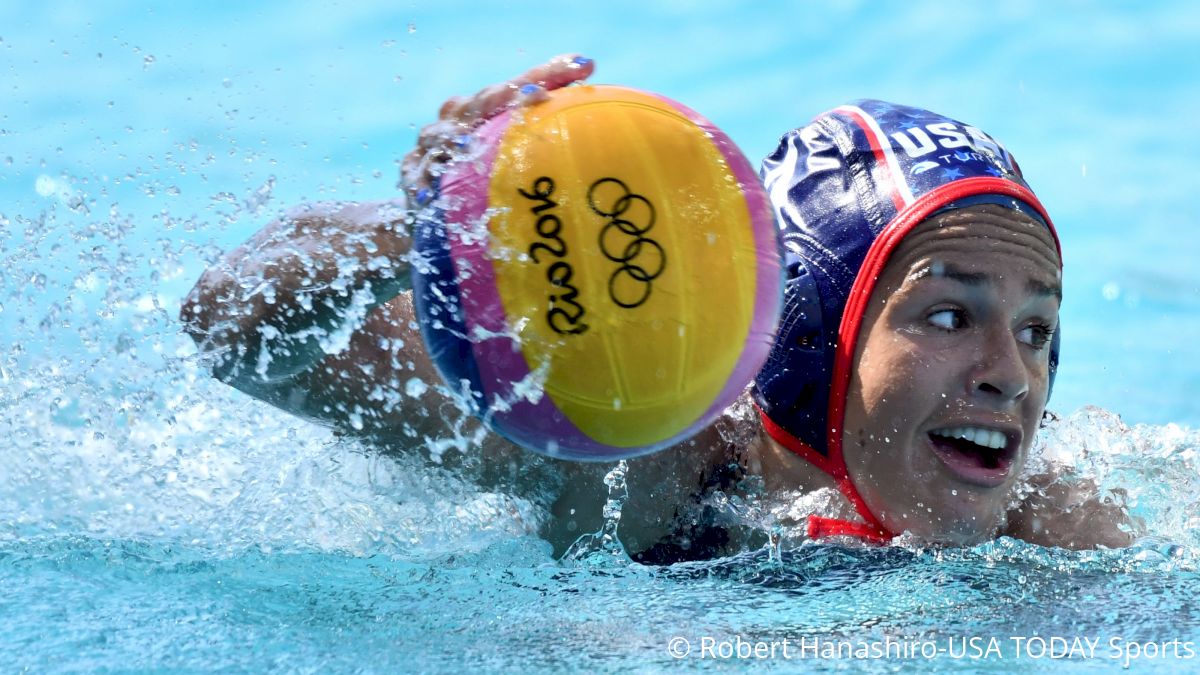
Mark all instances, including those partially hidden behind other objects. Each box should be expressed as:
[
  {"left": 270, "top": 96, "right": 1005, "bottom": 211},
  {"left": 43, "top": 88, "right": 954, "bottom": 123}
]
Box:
[
  {"left": 571, "top": 56, "right": 592, "bottom": 67},
  {"left": 416, "top": 188, "right": 431, "bottom": 205},
  {"left": 519, "top": 83, "right": 540, "bottom": 96}
]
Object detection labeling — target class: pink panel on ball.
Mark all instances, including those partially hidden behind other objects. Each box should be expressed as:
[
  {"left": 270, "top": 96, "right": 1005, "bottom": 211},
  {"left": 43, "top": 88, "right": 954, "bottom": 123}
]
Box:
[{"left": 438, "top": 111, "right": 616, "bottom": 458}]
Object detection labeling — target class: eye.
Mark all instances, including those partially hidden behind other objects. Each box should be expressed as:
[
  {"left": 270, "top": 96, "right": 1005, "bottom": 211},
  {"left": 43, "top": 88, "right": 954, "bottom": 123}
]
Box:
[
  {"left": 1018, "top": 323, "right": 1056, "bottom": 350},
  {"left": 927, "top": 308, "right": 966, "bottom": 331}
]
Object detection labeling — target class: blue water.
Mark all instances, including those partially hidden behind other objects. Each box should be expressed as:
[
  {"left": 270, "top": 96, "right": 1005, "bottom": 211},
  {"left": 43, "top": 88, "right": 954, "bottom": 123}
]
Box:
[{"left": 3, "top": 1, "right": 1200, "bottom": 672}]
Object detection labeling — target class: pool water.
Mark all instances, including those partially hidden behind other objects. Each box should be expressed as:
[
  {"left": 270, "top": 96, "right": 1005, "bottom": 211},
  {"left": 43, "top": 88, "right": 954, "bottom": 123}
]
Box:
[
  {"left": 3, "top": 1, "right": 1200, "bottom": 672},
  {"left": 4, "top": 534, "right": 1198, "bottom": 672}
]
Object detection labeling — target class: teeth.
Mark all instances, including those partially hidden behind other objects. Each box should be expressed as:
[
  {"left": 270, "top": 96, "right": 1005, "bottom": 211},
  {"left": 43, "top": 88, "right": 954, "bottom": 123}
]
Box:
[{"left": 932, "top": 426, "right": 1007, "bottom": 450}]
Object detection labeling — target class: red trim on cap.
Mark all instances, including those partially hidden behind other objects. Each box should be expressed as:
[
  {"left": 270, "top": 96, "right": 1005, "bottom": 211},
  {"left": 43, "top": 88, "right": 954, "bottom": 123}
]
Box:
[
  {"left": 757, "top": 406, "right": 840, "bottom": 477},
  {"left": 757, "top": 405, "right": 892, "bottom": 538},
  {"left": 837, "top": 107, "right": 908, "bottom": 211}
]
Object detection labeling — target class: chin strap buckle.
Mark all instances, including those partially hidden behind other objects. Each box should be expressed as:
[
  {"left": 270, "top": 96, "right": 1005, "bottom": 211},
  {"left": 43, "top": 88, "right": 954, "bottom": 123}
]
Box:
[{"left": 807, "top": 515, "right": 892, "bottom": 544}]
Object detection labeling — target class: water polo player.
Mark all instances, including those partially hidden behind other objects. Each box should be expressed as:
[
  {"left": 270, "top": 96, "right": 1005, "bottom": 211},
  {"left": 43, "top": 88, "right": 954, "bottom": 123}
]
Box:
[{"left": 181, "top": 55, "right": 1134, "bottom": 557}]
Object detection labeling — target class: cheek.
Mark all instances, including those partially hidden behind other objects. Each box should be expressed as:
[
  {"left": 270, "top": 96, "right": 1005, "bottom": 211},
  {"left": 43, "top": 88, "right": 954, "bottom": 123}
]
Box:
[
  {"left": 845, "top": 329, "right": 964, "bottom": 483},
  {"left": 853, "top": 335, "right": 931, "bottom": 422}
]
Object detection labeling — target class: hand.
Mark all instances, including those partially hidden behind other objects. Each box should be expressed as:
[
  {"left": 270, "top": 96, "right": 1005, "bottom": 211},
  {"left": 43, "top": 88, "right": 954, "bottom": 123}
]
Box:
[{"left": 401, "top": 54, "right": 596, "bottom": 207}]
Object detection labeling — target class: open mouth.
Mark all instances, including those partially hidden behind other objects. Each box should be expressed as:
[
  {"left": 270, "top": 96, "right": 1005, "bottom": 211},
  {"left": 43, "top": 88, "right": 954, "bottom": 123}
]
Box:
[{"left": 926, "top": 426, "right": 1019, "bottom": 487}]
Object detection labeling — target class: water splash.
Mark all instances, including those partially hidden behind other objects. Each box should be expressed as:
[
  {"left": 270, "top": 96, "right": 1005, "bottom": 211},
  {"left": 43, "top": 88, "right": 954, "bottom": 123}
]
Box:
[
  {"left": 561, "top": 461, "right": 632, "bottom": 566},
  {"left": 1029, "top": 406, "right": 1200, "bottom": 549},
  {"left": 3, "top": 161, "right": 1198, "bottom": 572},
  {"left": 0, "top": 178, "right": 552, "bottom": 559}
]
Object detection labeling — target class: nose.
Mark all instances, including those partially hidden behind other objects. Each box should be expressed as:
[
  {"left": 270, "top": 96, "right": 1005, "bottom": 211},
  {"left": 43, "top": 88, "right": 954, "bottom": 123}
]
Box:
[{"left": 969, "top": 325, "right": 1030, "bottom": 404}]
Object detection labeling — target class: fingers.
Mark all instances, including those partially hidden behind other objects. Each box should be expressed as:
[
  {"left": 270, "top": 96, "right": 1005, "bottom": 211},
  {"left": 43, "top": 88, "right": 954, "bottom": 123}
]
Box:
[
  {"left": 417, "top": 119, "right": 460, "bottom": 151},
  {"left": 401, "top": 144, "right": 445, "bottom": 206},
  {"left": 462, "top": 82, "right": 539, "bottom": 122},
  {"left": 438, "top": 95, "right": 469, "bottom": 121},
  {"left": 405, "top": 117, "right": 471, "bottom": 207},
  {"left": 402, "top": 151, "right": 455, "bottom": 206},
  {"left": 450, "top": 54, "right": 595, "bottom": 124},
  {"left": 520, "top": 53, "right": 595, "bottom": 92},
  {"left": 405, "top": 55, "right": 595, "bottom": 205},
  {"left": 400, "top": 147, "right": 428, "bottom": 205}
]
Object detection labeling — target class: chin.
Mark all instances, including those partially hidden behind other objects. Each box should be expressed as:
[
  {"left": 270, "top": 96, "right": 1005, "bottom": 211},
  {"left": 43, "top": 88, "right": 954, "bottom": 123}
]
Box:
[
  {"left": 849, "top": 435, "right": 1025, "bottom": 546},
  {"left": 891, "top": 495, "right": 1007, "bottom": 546},
  {"left": 893, "top": 438, "right": 1027, "bottom": 545}
]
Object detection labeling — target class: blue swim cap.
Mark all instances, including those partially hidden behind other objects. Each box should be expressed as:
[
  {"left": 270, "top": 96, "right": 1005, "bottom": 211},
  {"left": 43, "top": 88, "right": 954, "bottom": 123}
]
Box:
[{"left": 752, "top": 100, "right": 1061, "bottom": 534}]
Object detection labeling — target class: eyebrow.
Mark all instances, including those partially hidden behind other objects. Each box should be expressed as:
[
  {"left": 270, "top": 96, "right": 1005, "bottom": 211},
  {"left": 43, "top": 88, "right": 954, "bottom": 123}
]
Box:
[{"left": 908, "top": 263, "right": 1062, "bottom": 302}]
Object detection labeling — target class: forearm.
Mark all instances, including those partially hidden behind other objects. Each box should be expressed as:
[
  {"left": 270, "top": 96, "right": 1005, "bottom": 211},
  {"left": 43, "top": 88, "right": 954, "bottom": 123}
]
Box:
[{"left": 181, "top": 199, "right": 413, "bottom": 384}]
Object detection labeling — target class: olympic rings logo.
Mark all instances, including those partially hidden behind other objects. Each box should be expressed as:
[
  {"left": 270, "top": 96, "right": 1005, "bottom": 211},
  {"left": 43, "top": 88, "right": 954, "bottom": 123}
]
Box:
[{"left": 587, "top": 177, "right": 666, "bottom": 309}]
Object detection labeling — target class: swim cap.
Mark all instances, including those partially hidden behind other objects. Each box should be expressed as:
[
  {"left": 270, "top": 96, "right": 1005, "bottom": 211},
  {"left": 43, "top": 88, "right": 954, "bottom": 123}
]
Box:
[{"left": 752, "top": 99, "right": 1062, "bottom": 539}]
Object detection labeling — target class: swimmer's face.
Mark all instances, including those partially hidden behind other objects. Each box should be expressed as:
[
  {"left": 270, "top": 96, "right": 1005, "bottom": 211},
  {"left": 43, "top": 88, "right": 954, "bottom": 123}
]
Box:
[{"left": 841, "top": 204, "right": 1061, "bottom": 544}]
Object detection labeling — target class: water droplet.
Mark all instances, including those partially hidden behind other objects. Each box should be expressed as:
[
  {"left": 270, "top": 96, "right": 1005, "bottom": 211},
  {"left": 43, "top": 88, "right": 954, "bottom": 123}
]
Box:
[
  {"left": 34, "top": 175, "right": 56, "bottom": 196},
  {"left": 222, "top": 77, "right": 232, "bottom": 88},
  {"left": 405, "top": 377, "right": 428, "bottom": 398},
  {"left": 142, "top": 54, "right": 156, "bottom": 69},
  {"left": 407, "top": 23, "right": 416, "bottom": 33}
]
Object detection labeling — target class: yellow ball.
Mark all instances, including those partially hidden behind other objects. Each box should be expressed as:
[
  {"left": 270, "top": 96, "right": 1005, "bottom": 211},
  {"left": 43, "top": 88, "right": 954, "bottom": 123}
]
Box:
[{"left": 411, "top": 85, "right": 782, "bottom": 459}]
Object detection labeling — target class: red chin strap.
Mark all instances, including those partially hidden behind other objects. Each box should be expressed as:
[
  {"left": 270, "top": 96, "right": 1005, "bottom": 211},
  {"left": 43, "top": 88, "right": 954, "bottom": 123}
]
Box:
[{"left": 757, "top": 406, "right": 893, "bottom": 544}]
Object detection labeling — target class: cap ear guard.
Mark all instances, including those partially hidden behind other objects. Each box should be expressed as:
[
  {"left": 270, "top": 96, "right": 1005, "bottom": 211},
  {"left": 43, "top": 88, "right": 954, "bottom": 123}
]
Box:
[{"left": 752, "top": 255, "right": 836, "bottom": 457}]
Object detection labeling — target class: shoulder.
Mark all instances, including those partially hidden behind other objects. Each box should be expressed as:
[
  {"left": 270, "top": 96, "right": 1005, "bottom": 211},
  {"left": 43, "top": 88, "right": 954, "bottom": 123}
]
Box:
[{"left": 1004, "top": 471, "right": 1137, "bottom": 549}]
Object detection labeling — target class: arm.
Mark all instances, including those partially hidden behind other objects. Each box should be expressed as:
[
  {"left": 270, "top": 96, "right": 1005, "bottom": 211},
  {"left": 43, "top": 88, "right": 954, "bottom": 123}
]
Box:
[
  {"left": 180, "top": 199, "right": 412, "bottom": 387},
  {"left": 180, "top": 199, "right": 455, "bottom": 441}
]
